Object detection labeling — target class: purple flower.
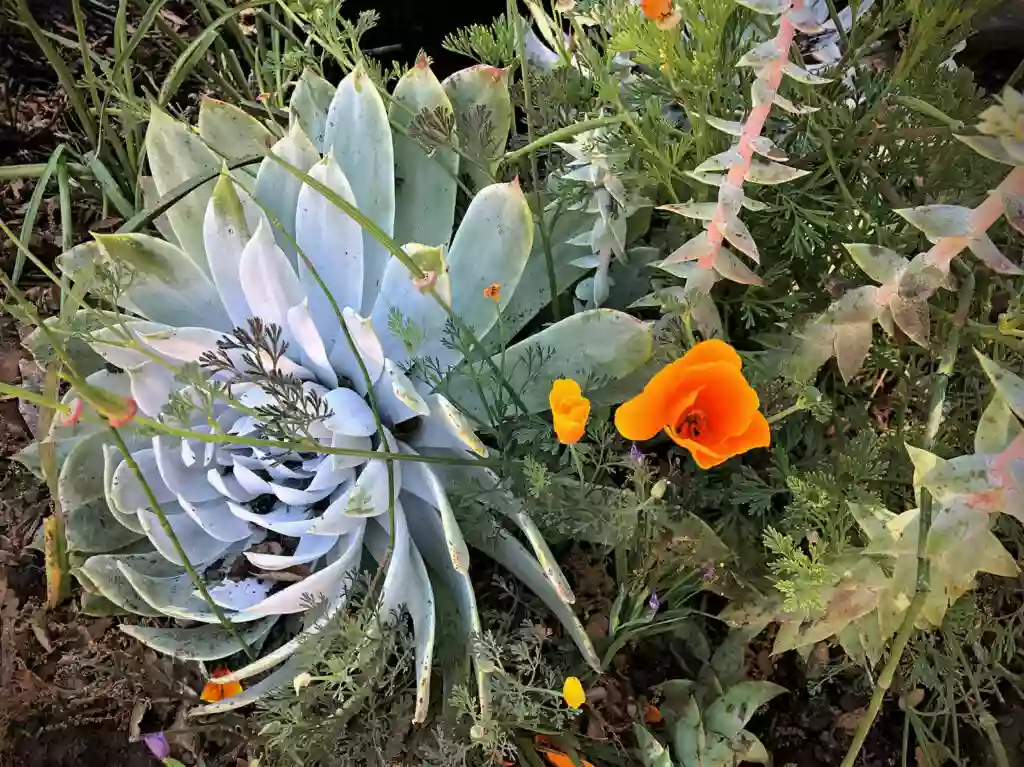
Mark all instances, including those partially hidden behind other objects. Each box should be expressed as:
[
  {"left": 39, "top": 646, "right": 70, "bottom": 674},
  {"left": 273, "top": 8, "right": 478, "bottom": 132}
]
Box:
[
  {"left": 142, "top": 732, "right": 170, "bottom": 761},
  {"left": 629, "top": 443, "right": 645, "bottom": 467},
  {"left": 647, "top": 590, "right": 661, "bottom": 612},
  {"left": 700, "top": 562, "right": 717, "bottom": 582}
]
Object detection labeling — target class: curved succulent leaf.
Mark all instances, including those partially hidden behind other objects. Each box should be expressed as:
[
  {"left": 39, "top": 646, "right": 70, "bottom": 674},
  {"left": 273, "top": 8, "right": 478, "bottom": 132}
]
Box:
[
  {"left": 467, "top": 525, "right": 600, "bottom": 670},
  {"left": 442, "top": 65, "right": 512, "bottom": 191},
  {"left": 291, "top": 69, "right": 336, "bottom": 152},
  {"left": 120, "top": 617, "right": 277, "bottom": 661},
  {"left": 466, "top": 309, "right": 652, "bottom": 417},
  {"left": 390, "top": 55, "right": 459, "bottom": 249},
  {"left": 198, "top": 97, "right": 277, "bottom": 170},
  {"left": 324, "top": 64, "right": 395, "bottom": 313},
  {"left": 145, "top": 106, "right": 220, "bottom": 272},
  {"left": 94, "top": 233, "right": 232, "bottom": 331},
  {"left": 254, "top": 124, "right": 320, "bottom": 266}
]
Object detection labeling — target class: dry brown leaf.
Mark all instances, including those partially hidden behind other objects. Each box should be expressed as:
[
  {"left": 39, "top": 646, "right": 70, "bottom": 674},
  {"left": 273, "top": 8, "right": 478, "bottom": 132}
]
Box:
[{"left": 834, "top": 707, "right": 867, "bottom": 731}]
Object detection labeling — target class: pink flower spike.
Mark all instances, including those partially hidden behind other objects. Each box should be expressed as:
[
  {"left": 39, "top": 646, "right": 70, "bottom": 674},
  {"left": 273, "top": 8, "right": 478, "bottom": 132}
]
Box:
[
  {"left": 61, "top": 397, "right": 84, "bottom": 426},
  {"left": 413, "top": 270, "right": 437, "bottom": 293},
  {"left": 107, "top": 397, "right": 138, "bottom": 428}
]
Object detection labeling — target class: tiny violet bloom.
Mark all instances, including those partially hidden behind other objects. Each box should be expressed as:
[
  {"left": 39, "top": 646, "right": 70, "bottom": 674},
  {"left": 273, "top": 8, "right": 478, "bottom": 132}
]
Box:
[
  {"left": 647, "top": 590, "right": 661, "bottom": 612},
  {"left": 142, "top": 732, "right": 170, "bottom": 761},
  {"left": 628, "top": 443, "right": 645, "bottom": 467},
  {"left": 562, "top": 676, "right": 586, "bottom": 709},
  {"left": 701, "top": 561, "right": 718, "bottom": 581}
]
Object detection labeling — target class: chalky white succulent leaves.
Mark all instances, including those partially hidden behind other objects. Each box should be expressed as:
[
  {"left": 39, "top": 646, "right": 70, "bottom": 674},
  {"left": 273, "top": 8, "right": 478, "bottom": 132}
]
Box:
[{"left": 47, "top": 59, "right": 652, "bottom": 721}]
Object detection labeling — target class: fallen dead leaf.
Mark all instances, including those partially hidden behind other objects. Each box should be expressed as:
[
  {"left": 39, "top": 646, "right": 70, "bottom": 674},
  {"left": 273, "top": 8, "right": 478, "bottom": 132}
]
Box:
[
  {"left": 30, "top": 621, "right": 52, "bottom": 653},
  {"left": 834, "top": 707, "right": 866, "bottom": 731}
]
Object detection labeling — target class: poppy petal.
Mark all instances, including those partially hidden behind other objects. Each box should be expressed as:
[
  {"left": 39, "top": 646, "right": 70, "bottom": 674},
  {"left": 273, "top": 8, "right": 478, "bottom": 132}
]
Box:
[
  {"left": 221, "top": 680, "right": 244, "bottom": 699},
  {"left": 691, "top": 365, "right": 759, "bottom": 440},
  {"left": 550, "top": 378, "right": 583, "bottom": 409},
  {"left": 680, "top": 339, "right": 742, "bottom": 371},
  {"left": 713, "top": 410, "right": 771, "bottom": 457},
  {"left": 555, "top": 419, "right": 586, "bottom": 444},
  {"left": 200, "top": 682, "right": 223, "bottom": 703},
  {"left": 665, "top": 432, "right": 728, "bottom": 468}
]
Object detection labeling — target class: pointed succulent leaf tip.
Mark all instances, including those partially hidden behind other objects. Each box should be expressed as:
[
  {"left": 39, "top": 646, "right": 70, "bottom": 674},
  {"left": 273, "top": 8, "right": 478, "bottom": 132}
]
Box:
[{"left": 62, "top": 397, "right": 84, "bottom": 426}]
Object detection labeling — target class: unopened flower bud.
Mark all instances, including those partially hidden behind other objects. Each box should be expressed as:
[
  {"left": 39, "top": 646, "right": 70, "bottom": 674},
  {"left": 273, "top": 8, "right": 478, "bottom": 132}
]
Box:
[{"left": 651, "top": 478, "right": 668, "bottom": 500}]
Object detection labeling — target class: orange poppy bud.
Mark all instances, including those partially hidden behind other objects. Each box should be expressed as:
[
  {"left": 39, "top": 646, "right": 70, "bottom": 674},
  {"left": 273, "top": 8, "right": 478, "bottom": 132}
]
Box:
[
  {"left": 200, "top": 667, "right": 244, "bottom": 703},
  {"left": 614, "top": 340, "right": 769, "bottom": 469},
  {"left": 644, "top": 703, "right": 663, "bottom": 724},
  {"left": 562, "top": 676, "right": 586, "bottom": 709},
  {"left": 484, "top": 282, "right": 501, "bottom": 301},
  {"left": 549, "top": 380, "right": 590, "bottom": 445}
]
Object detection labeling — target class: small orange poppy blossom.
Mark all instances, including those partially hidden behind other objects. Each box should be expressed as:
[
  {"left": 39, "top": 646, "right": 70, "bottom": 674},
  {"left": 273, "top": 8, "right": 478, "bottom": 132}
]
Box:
[
  {"left": 200, "top": 667, "right": 244, "bottom": 703},
  {"left": 640, "top": 0, "right": 681, "bottom": 29},
  {"left": 550, "top": 380, "right": 590, "bottom": 445},
  {"left": 535, "top": 736, "right": 596, "bottom": 767},
  {"left": 644, "top": 703, "right": 663, "bottom": 724},
  {"left": 483, "top": 282, "right": 502, "bottom": 301},
  {"left": 614, "top": 339, "right": 769, "bottom": 469}
]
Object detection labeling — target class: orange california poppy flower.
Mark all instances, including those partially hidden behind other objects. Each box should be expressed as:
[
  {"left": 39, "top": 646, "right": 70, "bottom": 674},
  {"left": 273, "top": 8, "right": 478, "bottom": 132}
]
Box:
[
  {"left": 640, "top": 0, "right": 681, "bottom": 28},
  {"left": 614, "top": 339, "right": 769, "bottom": 469},
  {"left": 484, "top": 282, "right": 502, "bottom": 301},
  {"left": 550, "top": 380, "right": 590, "bottom": 445},
  {"left": 200, "top": 667, "right": 244, "bottom": 703},
  {"left": 644, "top": 703, "right": 663, "bottom": 724},
  {"left": 535, "top": 736, "right": 596, "bottom": 767}
]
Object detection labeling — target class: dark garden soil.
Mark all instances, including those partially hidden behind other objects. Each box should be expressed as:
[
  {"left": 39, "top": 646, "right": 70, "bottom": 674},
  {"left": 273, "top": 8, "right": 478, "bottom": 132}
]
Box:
[{"left": 1, "top": 0, "right": 1023, "bottom": 765}]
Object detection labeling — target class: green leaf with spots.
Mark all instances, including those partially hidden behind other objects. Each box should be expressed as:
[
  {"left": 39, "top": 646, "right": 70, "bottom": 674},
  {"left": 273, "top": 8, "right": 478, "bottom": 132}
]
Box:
[
  {"left": 977, "top": 351, "right": 1024, "bottom": 422},
  {"left": 703, "top": 681, "right": 786, "bottom": 739},
  {"left": 121, "top": 618, "right": 278, "bottom": 660}
]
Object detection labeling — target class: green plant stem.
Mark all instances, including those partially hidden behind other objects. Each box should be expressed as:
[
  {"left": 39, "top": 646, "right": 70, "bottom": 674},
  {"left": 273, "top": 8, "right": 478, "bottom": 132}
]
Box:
[
  {"left": 814, "top": 122, "right": 872, "bottom": 226},
  {"left": 501, "top": 116, "right": 627, "bottom": 166},
  {"left": 980, "top": 711, "right": 1012, "bottom": 767},
  {"left": 767, "top": 402, "right": 806, "bottom": 425},
  {"left": 0, "top": 162, "right": 89, "bottom": 181},
  {"left": 107, "top": 425, "right": 255, "bottom": 660},
  {"left": 839, "top": 272, "right": 975, "bottom": 767},
  {"left": 510, "top": 0, "right": 558, "bottom": 321},
  {"left": 822, "top": 0, "right": 849, "bottom": 50}
]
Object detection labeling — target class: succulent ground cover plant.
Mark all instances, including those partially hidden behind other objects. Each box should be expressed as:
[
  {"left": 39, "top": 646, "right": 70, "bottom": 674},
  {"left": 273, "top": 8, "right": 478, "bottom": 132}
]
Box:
[{"left": 15, "top": 56, "right": 652, "bottom": 724}]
